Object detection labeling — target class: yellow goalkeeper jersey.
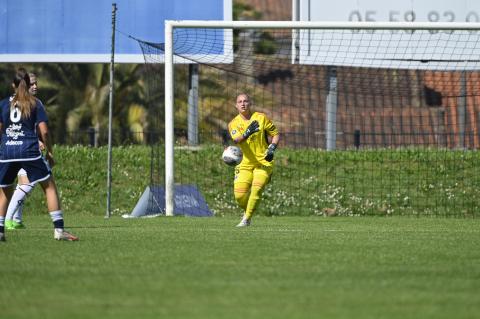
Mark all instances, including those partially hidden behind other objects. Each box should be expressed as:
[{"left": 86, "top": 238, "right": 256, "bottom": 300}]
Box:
[{"left": 228, "top": 112, "right": 278, "bottom": 167}]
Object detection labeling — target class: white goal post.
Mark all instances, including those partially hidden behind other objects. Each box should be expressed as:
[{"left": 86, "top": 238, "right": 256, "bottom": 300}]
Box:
[{"left": 164, "top": 20, "right": 480, "bottom": 216}]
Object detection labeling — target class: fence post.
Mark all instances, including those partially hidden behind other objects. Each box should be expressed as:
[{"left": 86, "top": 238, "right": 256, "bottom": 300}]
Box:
[
  {"left": 457, "top": 71, "right": 466, "bottom": 149},
  {"left": 188, "top": 64, "right": 199, "bottom": 146},
  {"left": 88, "top": 127, "right": 96, "bottom": 147},
  {"left": 354, "top": 129, "right": 361, "bottom": 149},
  {"left": 326, "top": 66, "right": 337, "bottom": 151}
]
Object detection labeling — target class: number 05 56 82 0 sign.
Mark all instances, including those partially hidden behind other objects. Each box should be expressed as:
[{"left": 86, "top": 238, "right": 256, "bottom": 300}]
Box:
[
  {"left": 298, "top": 0, "right": 480, "bottom": 23},
  {"left": 296, "top": 0, "right": 480, "bottom": 70}
]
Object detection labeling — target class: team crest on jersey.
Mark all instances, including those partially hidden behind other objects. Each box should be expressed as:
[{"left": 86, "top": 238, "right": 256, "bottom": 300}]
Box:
[{"left": 231, "top": 129, "right": 237, "bottom": 135}]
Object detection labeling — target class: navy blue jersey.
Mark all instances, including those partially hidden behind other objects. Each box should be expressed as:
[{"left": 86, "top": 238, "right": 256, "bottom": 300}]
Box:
[{"left": 0, "top": 97, "right": 48, "bottom": 162}]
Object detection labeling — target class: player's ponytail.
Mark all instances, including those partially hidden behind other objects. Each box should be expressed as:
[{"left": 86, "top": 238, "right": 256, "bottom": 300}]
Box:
[{"left": 11, "top": 68, "right": 36, "bottom": 119}]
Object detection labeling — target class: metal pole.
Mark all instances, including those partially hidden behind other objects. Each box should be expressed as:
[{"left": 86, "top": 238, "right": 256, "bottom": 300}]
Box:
[
  {"left": 457, "top": 71, "right": 467, "bottom": 149},
  {"left": 165, "top": 21, "right": 175, "bottom": 216},
  {"left": 187, "top": 64, "right": 199, "bottom": 146},
  {"left": 326, "top": 66, "right": 337, "bottom": 151},
  {"left": 291, "top": 0, "right": 300, "bottom": 64},
  {"left": 106, "top": 3, "right": 117, "bottom": 218}
]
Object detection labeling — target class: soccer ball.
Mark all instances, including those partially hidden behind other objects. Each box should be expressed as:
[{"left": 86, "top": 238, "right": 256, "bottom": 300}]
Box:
[{"left": 222, "top": 145, "right": 243, "bottom": 166}]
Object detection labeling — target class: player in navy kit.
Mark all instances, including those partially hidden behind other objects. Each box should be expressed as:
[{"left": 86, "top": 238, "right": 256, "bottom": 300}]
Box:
[
  {"left": 5, "top": 72, "right": 40, "bottom": 229},
  {"left": 0, "top": 68, "right": 78, "bottom": 242}
]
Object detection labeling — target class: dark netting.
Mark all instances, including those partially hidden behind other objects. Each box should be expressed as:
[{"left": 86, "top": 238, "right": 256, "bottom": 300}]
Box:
[{"left": 137, "top": 26, "right": 480, "bottom": 217}]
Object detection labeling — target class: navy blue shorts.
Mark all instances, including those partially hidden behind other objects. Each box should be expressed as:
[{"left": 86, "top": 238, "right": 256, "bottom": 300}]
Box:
[{"left": 0, "top": 158, "right": 51, "bottom": 187}]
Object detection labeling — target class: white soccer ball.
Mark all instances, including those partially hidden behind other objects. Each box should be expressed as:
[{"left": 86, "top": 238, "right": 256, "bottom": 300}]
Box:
[{"left": 222, "top": 145, "right": 243, "bottom": 166}]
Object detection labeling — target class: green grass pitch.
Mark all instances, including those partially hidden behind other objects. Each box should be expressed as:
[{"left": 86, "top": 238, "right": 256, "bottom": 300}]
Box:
[{"left": 1, "top": 215, "right": 479, "bottom": 319}]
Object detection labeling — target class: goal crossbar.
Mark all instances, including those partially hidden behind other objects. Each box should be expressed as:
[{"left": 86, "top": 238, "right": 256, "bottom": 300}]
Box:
[{"left": 166, "top": 20, "right": 480, "bottom": 30}]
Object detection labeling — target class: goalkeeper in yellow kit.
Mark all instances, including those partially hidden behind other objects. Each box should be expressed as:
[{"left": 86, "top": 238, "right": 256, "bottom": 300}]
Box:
[{"left": 228, "top": 93, "right": 280, "bottom": 227}]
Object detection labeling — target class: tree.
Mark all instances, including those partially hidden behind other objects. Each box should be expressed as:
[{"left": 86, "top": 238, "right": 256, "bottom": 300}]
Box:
[{"left": 3, "top": 63, "right": 150, "bottom": 146}]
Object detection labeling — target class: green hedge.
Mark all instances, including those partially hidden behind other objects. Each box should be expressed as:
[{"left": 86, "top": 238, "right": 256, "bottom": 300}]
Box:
[
  {"left": 24, "top": 145, "right": 150, "bottom": 217},
  {"left": 21, "top": 145, "right": 480, "bottom": 217}
]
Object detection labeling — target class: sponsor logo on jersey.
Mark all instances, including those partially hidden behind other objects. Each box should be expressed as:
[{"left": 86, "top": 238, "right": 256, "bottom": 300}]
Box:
[
  {"left": 6, "top": 124, "right": 25, "bottom": 140},
  {"left": 6, "top": 140, "right": 23, "bottom": 146}
]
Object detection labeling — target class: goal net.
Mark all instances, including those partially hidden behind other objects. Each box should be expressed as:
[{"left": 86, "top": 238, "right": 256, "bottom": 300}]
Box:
[{"left": 138, "top": 21, "right": 480, "bottom": 217}]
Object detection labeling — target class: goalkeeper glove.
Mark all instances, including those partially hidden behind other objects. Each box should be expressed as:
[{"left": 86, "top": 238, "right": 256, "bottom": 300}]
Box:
[
  {"left": 242, "top": 120, "right": 259, "bottom": 139},
  {"left": 264, "top": 143, "right": 277, "bottom": 162}
]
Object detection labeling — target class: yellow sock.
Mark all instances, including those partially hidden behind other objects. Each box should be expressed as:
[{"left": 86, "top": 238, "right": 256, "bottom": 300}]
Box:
[
  {"left": 234, "top": 182, "right": 250, "bottom": 210},
  {"left": 245, "top": 183, "right": 263, "bottom": 219}
]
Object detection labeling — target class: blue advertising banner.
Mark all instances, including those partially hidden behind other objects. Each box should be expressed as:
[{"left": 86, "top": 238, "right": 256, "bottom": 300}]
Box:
[
  {"left": 128, "top": 185, "right": 213, "bottom": 217},
  {"left": 0, "top": 0, "right": 231, "bottom": 62},
  {"left": 152, "top": 185, "right": 213, "bottom": 217}
]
